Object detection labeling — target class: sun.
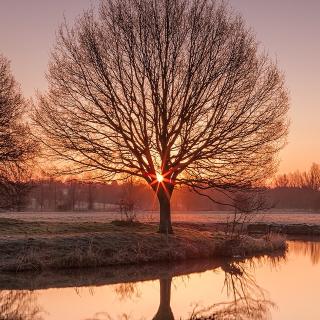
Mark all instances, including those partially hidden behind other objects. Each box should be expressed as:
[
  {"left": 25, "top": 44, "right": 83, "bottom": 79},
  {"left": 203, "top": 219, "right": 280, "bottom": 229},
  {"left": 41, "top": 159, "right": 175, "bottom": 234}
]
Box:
[{"left": 156, "top": 172, "right": 164, "bottom": 183}]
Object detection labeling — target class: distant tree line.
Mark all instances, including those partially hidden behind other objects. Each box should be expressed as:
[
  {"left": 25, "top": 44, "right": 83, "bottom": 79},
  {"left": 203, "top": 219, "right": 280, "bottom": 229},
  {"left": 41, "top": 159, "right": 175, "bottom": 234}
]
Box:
[
  {"left": 9, "top": 177, "right": 230, "bottom": 212},
  {"left": 270, "top": 163, "right": 320, "bottom": 211},
  {"left": 3, "top": 164, "right": 320, "bottom": 212},
  {"left": 274, "top": 163, "right": 320, "bottom": 190}
]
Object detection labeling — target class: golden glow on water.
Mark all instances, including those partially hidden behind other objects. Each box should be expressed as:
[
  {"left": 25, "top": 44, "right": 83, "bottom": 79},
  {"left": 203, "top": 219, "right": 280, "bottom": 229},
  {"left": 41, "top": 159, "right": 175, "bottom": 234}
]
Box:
[{"left": 1, "top": 240, "right": 320, "bottom": 320}]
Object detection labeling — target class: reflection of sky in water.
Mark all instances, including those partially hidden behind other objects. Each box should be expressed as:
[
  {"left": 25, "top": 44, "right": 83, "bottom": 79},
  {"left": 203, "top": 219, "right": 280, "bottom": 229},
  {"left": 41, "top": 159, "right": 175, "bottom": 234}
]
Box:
[{"left": 0, "top": 240, "right": 319, "bottom": 320}]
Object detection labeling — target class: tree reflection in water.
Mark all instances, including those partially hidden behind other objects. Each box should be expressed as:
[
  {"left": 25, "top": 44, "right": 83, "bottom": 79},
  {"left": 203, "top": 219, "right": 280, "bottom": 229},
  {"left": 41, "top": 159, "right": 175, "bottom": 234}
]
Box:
[
  {"left": 290, "top": 240, "right": 320, "bottom": 265},
  {"left": 189, "top": 255, "right": 286, "bottom": 320},
  {"left": 112, "top": 279, "right": 174, "bottom": 320},
  {"left": 152, "top": 278, "right": 174, "bottom": 320},
  {"left": 189, "top": 262, "right": 273, "bottom": 320},
  {"left": 0, "top": 255, "right": 285, "bottom": 320},
  {"left": 114, "top": 282, "right": 141, "bottom": 301},
  {"left": 0, "top": 290, "right": 43, "bottom": 320},
  {"left": 108, "top": 255, "right": 284, "bottom": 320}
]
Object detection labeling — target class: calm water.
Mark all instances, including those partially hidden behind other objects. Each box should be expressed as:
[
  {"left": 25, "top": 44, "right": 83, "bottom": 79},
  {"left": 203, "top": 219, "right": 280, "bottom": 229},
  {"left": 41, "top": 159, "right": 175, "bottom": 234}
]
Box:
[{"left": 0, "top": 240, "right": 319, "bottom": 320}]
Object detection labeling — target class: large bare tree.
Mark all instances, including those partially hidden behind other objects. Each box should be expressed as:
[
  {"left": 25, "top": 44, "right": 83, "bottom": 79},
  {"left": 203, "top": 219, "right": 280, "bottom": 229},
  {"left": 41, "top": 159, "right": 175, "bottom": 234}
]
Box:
[
  {"left": 34, "top": 0, "right": 289, "bottom": 233},
  {"left": 0, "top": 55, "right": 36, "bottom": 209}
]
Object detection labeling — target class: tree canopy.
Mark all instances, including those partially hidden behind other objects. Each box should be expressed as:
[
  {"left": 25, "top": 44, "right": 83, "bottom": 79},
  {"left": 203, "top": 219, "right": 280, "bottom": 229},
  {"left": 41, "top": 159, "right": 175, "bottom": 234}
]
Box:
[
  {"left": 0, "top": 55, "right": 36, "bottom": 209},
  {"left": 34, "top": 0, "right": 289, "bottom": 232}
]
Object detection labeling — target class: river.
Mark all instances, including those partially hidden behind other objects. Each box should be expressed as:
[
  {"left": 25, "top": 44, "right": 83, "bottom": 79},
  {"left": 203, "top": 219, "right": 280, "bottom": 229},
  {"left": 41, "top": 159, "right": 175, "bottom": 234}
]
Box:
[{"left": 0, "top": 239, "right": 319, "bottom": 319}]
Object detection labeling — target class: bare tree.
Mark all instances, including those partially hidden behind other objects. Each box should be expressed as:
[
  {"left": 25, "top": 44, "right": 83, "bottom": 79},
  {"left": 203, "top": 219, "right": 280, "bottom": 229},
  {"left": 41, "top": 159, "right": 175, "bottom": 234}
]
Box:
[
  {"left": 34, "top": 0, "right": 289, "bottom": 233},
  {"left": 0, "top": 163, "right": 34, "bottom": 211},
  {"left": 118, "top": 178, "right": 137, "bottom": 222},
  {"left": 305, "top": 163, "right": 320, "bottom": 191},
  {"left": 274, "top": 163, "right": 320, "bottom": 190},
  {"left": 0, "top": 54, "right": 36, "bottom": 210},
  {"left": 227, "top": 191, "right": 268, "bottom": 237}
]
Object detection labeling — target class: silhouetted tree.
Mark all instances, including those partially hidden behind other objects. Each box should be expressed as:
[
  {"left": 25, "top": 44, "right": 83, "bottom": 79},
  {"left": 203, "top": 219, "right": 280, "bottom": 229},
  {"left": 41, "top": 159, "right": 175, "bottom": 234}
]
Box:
[
  {"left": 86, "top": 181, "right": 95, "bottom": 210},
  {"left": 0, "top": 54, "right": 36, "bottom": 210},
  {"left": 227, "top": 191, "right": 268, "bottom": 236},
  {"left": 34, "top": 0, "right": 289, "bottom": 233},
  {"left": 118, "top": 178, "right": 137, "bottom": 222},
  {"left": 274, "top": 163, "right": 320, "bottom": 191},
  {"left": 305, "top": 163, "right": 320, "bottom": 191},
  {"left": 0, "top": 163, "right": 33, "bottom": 211},
  {"left": 272, "top": 163, "right": 320, "bottom": 211}
]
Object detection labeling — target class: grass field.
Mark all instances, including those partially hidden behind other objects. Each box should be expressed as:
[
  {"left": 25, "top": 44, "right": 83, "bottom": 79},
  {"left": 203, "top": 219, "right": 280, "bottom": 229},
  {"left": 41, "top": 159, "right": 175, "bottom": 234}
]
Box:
[
  {"left": 0, "top": 217, "right": 286, "bottom": 272},
  {"left": 0, "top": 210, "right": 320, "bottom": 224}
]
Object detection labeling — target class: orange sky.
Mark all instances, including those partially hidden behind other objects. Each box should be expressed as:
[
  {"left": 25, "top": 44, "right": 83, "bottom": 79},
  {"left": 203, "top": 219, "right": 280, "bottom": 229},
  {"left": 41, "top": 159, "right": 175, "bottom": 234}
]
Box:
[
  {"left": 0, "top": 0, "right": 319, "bottom": 174},
  {"left": 228, "top": 0, "right": 320, "bottom": 174}
]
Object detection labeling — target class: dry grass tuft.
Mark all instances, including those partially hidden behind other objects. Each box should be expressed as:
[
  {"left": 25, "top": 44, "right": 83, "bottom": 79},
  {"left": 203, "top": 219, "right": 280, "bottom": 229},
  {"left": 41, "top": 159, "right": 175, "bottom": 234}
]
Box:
[{"left": 213, "top": 233, "right": 287, "bottom": 257}]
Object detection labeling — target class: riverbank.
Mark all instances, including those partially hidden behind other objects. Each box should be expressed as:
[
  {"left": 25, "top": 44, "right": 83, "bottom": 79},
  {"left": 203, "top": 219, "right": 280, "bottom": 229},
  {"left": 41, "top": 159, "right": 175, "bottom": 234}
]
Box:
[
  {"left": 0, "top": 240, "right": 314, "bottom": 320},
  {"left": 0, "top": 218, "right": 286, "bottom": 272}
]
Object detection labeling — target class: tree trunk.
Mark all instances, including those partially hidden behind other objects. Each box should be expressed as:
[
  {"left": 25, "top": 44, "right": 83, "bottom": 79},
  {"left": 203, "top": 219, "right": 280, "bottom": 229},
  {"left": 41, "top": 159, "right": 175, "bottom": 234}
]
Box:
[
  {"left": 157, "top": 183, "right": 174, "bottom": 234},
  {"left": 152, "top": 277, "right": 175, "bottom": 320}
]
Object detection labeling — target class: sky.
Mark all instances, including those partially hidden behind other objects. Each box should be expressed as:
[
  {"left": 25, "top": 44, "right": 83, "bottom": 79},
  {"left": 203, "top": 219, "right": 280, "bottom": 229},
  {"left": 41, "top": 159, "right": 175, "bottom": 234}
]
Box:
[{"left": 0, "top": 0, "right": 319, "bottom": 174}]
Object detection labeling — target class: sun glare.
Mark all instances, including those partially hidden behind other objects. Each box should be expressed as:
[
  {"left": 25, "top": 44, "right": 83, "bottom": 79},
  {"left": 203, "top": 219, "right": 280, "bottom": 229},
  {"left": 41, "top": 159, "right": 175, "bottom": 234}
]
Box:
[{"left": 156, "top": 172, "right": 164, "bottom": 183}]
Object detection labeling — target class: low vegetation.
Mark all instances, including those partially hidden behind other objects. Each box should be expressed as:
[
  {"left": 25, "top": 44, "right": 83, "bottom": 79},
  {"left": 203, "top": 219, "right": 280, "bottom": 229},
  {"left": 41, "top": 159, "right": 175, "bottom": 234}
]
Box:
[{"left": 0, "top": 218, "right": 286, "bottom": 272}]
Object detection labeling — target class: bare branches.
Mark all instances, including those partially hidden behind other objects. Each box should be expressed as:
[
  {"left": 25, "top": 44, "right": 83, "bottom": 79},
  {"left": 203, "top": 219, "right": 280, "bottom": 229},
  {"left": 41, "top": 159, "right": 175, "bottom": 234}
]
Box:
[
  {"left": 33, "top": 0, "right": 289, "bottom": 232},
  {"left": 274, "top": 163, "right": 320, "bottom": 191},
  {"left": 0, "top": 55, "right": 37, "bottom": 209},
  {"left": 190, "top": 258, "right": 279, "bottom": 320},
  {"left": 0, "top": 56, "right": 35, "bottom": 166},
  {"left": 34, "top": 0, "right": 288, "bottom": 184}
]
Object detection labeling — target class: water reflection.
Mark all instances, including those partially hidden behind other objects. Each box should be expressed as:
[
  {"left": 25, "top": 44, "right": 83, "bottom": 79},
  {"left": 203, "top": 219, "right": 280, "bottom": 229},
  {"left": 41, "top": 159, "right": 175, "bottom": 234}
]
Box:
[
  {"left": 114, "top": 283, "right": 141, "bottom": 301},
  {"left": 103, "top": 256, "right": 285, "bottom": 320},
  {"left": 111, "top": 257, "right": 283, "bottom": 320},
  {"left": 289, "top": 239, "right": 320, "bottom": 265},
  {"left": 0, "top": 290, "right": 43, "bottom": 320},
  {"left": 153, "top": 278, "right": 174, "bottom": 320},
  {"left": 190, "top": 260, "right": 275, "bottom": 320},
  {"left": 0, "top": 249, "right": 293, "bottom": 320}
]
